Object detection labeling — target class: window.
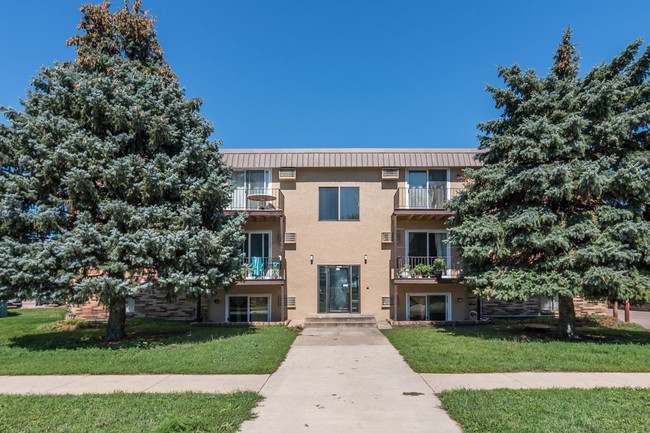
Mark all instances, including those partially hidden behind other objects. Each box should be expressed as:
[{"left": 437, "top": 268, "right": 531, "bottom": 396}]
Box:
[
  {"left": 227, "top": 295, "right": 270, "bottom": 322},
  {"left": 407, "top": 293, "right": 450, "bottom": 321},
  {"left": 319, "top": 187, "right": 359, "bottom": 221}
]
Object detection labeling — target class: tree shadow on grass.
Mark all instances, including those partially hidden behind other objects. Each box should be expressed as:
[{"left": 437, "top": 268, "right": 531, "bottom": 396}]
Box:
[
  {"left": 8, "top": 323, "right": 261, "bottom": 351},
  {"left": 423, "top": 318, "right": 650, "bottom": 345}
]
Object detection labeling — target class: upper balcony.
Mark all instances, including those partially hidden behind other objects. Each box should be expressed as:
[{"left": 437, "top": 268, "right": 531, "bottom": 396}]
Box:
[
  {"left": 393, "top": 187, "right": 462, "bottom": 220},
  {"left": 225, "top": 188, "right": 284, "bottom": 221}
]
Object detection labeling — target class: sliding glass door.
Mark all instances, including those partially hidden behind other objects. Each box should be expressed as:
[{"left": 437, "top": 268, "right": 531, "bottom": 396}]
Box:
[
  {"left": 407, "top": 170, "right": 447, "bottom": 209},
  {"left": 407, "top": 231, "right": 449, "bottom": 271},
  {"left": 408, "top": 294, "right": 449, "bottom": 321},
  {"left": 231, "top": 170, "right": 270, "bottom": 209}
]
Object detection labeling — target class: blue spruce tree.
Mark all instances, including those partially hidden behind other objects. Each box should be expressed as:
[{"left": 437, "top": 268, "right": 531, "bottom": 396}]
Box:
[
  {"left": 0, "top": 1, "right": 245, "bottom": 340},
  {"left": 448, "top": 28, "right": 650, "bottom": 338}
]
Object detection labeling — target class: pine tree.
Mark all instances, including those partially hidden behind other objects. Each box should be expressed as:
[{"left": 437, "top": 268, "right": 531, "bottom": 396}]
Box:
[
  {"left": 447, "top": 28, "right": 650, "bottom": 338},
  {"left": 0, "top": 1, "right": 245, "bottom": 340}
]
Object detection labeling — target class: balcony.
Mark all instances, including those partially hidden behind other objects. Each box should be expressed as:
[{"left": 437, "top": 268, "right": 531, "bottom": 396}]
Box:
[
  {"left": 394, "top": 186, "right": 462, "bottom": 210},
  {"left": 226, "top": 188, "right": 284, "bottom": 221},
  {"left": 238, "top": 256, "right": 284, "bottom": 285},
  {"left": 394, "top": 256, "right": 462, "bottom": 282}
]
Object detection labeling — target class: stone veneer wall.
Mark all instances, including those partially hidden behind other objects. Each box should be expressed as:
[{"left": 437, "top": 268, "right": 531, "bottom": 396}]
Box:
[
  {"left": 481, "top": 295, "right": 608, "bottom": 317},
  {"left": 66, "top": 290, "right": 209, "bottom": 322}
]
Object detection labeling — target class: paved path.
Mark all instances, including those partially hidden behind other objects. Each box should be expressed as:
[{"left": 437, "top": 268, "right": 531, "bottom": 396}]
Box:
[
  {"left": 608, "top": 308, "right": 650, "bottom": 329},
  {"left": 238, "top": 327, "right": 462, "bottom": 433},
  {"left": 0, "top": 374, "right": 268, "bottom": 395},
  {"left": 422, "top": 372, "right": 650, "bottom": 393}
]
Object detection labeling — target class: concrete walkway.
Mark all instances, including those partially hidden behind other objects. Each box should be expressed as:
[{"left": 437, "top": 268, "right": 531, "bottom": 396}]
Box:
[
  {"left": 238, "top": 327, "right": 462, "bottom": 433},
  {"left": 0, "top": 374, "right": 268, "bottom": 395},
  {"left": 422, "top": 372, "right": 650, "bottom": 393}
]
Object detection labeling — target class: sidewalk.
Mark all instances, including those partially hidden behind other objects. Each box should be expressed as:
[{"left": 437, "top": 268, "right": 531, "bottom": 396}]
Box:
[
  {"left": 239, "top": 327, "right": 462, "bottom": 433},
  {"left": 422, "top": 372, "right": 650, "bottom": 393},
  {"left": 0, "top": 374, "right": 267, "bottom": 395}
]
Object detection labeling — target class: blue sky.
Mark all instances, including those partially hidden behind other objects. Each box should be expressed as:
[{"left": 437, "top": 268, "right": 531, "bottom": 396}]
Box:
[{"left": 1, "top": 1, "right": 649, "bottom": 149}]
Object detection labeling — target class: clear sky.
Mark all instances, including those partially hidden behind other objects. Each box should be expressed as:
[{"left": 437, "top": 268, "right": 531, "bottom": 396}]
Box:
[{"left": 1, "top": 1, "right": 649, "bottom": 150}]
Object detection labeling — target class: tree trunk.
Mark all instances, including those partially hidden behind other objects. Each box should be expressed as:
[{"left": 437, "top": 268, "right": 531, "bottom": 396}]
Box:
[
  {"left": 612, "top": 300, "right": 618, "bottom": 318},
  {"left": 624, "top": 300, "right": 630, "bottom": 322},
  {"left": 557, "top": 295, "right": 576, "bottom": 339},
  {"left": 106, "top": 298, "right": 126, "bottom": 341}
]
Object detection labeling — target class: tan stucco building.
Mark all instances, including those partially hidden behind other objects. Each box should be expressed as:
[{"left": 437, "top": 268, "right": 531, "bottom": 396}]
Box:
[{"left": 213, "top": 148, "right": 480, "bottom": 324}]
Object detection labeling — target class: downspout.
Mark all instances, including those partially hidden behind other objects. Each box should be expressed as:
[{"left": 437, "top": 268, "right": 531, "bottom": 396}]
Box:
[
  {"left": 280, "top": 214, "right": 286, "bottom": 322},
  {"left": 392, "top": 213, "right": 398, "bottom": 322}
]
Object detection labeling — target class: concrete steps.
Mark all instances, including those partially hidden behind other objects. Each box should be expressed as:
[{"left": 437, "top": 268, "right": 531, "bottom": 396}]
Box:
[{"left": 304, "top": 314, "right": 378, "bottom": 328}]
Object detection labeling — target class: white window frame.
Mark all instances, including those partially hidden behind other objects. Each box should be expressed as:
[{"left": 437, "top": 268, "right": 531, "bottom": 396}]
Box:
[
  {"left": 405, "top": 168, "right": 450, "bottom": 209},
  {"left": 405, "top": 229, "right": 451, "bottom": 274},
  {"left": 406, "top": 292, "right": 452, "bottom": 321},
  {"left": 231, "top": 168, "right": 271, "bottom": 190},
  {"left": 229, "top": 169, "right": 271, "bottom": 210},
  {"left": 225, "top": 294, "right": 272, "bottom": 322}
]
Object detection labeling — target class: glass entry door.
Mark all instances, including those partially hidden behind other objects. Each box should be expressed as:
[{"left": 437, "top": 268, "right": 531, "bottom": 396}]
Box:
[{"left": 318, "top": 265, "right": 361, "bottom": 313}]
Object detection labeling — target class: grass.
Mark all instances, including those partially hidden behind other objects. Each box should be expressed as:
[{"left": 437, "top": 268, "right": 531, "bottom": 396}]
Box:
[
  {"left": 0, "top": 392, "right": 261, "bottom": 433},
  {"left": 438, "top": 388, "right": 650, "bottom": 433},
  {"left": 0, "top": 308, "right": 299, "bottom": 375},
  {"left": 383, "top": 317, "right": 650, "bottom": 373}
]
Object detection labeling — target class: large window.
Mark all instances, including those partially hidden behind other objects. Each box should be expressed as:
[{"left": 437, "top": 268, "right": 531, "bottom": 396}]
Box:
[
  {"left": 319, "top": 187, "right": 359, "bottom": 221},
  {"left": 227, "top": 295, "right": 270, "bottom": 322}
]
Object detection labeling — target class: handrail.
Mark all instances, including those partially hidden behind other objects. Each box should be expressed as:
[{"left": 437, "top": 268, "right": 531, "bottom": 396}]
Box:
[
  {"left": 394, "top": 187, "right": 463, "bottom": 210},
  {"left": 227, "top": 188, "right": 284, "bottom": 211}
]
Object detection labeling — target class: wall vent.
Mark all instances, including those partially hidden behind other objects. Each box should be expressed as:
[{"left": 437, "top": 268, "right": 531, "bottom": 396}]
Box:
[
  {"left": 382, "top": 167, "right": 399, "bottom": 180},
  {"left": 284, "top": 232, "right": 296, "bottom": 243},
  {"left": 381, "top": 232, "right": 394, "bottom": 243},
  {"left": 279, "top": 168, "right": 296, "bottom": 181},
  {"left": 382, "top": 297, "right": 394, "bottom": 307},
  {"left": 285, "top": 297, "right": 296, "bottom": 307}
]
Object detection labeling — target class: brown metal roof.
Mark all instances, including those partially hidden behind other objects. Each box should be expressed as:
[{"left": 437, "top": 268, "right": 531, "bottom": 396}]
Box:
[{"left": 221, "top": 148, "right": 483, "bottom": 168}]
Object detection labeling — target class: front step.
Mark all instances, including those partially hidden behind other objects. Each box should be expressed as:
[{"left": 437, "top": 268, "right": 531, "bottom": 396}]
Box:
[{"left": 304, "top": 314, "right": 377, "bottom": 328}]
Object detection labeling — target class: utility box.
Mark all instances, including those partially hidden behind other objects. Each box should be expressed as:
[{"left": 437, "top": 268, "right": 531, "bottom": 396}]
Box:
[{"left": 0, "top": 302, "right": 7, "bottom": 318}]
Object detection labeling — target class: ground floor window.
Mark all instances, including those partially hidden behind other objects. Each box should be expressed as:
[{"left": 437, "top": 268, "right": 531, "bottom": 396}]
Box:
[
  {"left": 227, "top": 295, "right": 271, "bottom": 322},
  {"left": 407, "top": 293, "right": 451, "bottom": 321}
]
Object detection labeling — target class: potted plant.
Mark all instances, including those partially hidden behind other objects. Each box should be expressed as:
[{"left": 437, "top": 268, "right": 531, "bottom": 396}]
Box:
[
  {"left": 432, "top": 258, "right": 446, "bottom": 278},
  {"left": 399, "top": 264, "right": 411, "bottom": 279},
  {"left": 413, "top": 263, "right": 431, "bottom": 279}
]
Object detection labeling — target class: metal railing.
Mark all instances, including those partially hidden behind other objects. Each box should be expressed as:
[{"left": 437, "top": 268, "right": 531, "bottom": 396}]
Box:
[
  {"left": 241, "top": 256, "right": 283, "bottom": 280},
  {"left": 395, "top": 256, "right": 462, "bottom": 279},
  {"left": 228, "top": 188, "right": 284, "bottom": 211},
  {"left": 394, "top": 187, "right": 463, "bottom": 210}
]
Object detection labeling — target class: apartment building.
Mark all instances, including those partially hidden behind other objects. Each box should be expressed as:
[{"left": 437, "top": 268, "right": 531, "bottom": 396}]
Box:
[
  {"left": 68, "top": 148, "right": 607, "bottom": 323},
  {"left": 210, "top": 148, "right": 478, "bottom": 324}
]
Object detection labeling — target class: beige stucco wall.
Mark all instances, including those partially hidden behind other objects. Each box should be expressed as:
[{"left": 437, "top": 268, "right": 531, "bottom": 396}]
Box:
[{"left": 281, "top": 167, "right": 395, "bottom": 320}]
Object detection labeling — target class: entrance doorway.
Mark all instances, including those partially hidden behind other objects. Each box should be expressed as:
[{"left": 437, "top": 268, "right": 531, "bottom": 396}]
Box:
[{"left": 318, "top": 265, "right": 360, "bottom": 313}]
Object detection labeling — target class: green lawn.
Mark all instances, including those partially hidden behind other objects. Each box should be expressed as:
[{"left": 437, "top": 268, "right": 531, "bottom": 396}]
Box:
[
  {"left": 0, "top": 308, "right": 299, "bottom": 374},
  {"left": 0, "top": 392, "right": 261, "bottom": 433},
  {"left": 438, "top": 388, "right": 650, "bottom": 433},
  {"left": 383, "top": 319, "right": 650, "bottom": 373}
]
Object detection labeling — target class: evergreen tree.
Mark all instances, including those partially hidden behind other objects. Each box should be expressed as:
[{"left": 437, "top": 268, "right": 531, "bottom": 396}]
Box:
[
  {"left": 447, "top": 28, "right": 650, "bottom": 338},
  {"left": 0, "top": 1, "right": 245, "bottom": 340}
]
